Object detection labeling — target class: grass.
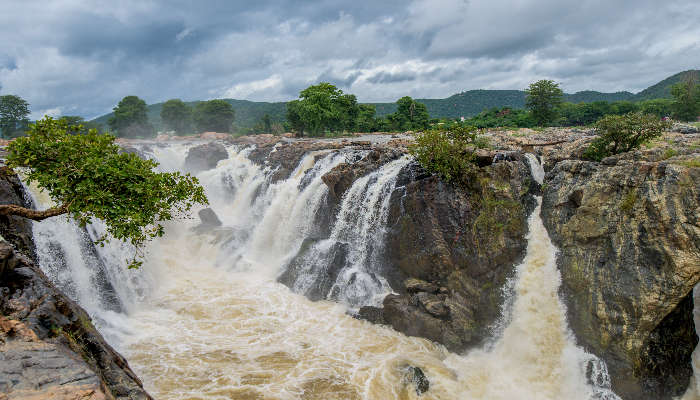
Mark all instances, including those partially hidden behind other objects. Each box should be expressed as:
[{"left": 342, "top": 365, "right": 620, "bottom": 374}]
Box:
[
  {"left": 680, "top": 158, "right": 700, "bottom": 168},
  {"left": 620, "top": 189, "right": 638, "bottom": 214},
  {"left": 661, "top": 148, "right": 678, "bottom": 160}
]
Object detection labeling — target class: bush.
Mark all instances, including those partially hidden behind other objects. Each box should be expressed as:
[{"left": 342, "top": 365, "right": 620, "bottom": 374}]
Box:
[
  {"left": 583, "top": 112, "right": 671, "bottom": 161},
  {"left": 409, "top": 125, "right": 483, "bottom": 184}
]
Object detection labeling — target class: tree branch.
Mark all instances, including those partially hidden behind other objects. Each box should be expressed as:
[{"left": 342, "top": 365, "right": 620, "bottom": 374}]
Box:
[{"left": 0, "top": 203, "right": 68, "bottom": 221}]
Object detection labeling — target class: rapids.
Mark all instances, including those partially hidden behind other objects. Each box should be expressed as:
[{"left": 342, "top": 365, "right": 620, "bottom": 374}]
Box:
[{"left": 24, "top": 142, "right": 625, "bottom": 399}]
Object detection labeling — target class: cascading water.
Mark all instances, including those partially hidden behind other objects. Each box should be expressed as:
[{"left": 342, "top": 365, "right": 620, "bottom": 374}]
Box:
[
  {"left": 283, "top": 156, "right": 411, "bottom": 308},
  {"left": 25, "top": 142, "right": 625, "bottom": 399}
]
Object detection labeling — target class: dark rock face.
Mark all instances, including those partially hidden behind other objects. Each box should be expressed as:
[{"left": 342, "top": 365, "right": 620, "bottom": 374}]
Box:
[
  {"left": 378, "top": 159, "right": 535, "bottom": 352},
  {"left": 278, "top": 239, "right": 349, "bottom": 301},
  {"left": 184, "top": 141, "right": 228, "bottom": 173},
  {"left": 0, "top": 167, "right": 34, "bottom": 257},
  {"left": 542, "top": 157, "right": 700, "bottom": 400},
  {"left": 0, "top": 168, "right": 151, "bottom": 399},
  {"left": 321, "top": 148, "right": 404, "bottom": 201}
]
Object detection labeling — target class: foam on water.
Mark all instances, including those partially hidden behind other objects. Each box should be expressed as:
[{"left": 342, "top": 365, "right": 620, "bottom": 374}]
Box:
[{"left": 25, "top": 143, "right": 626, "bottom": 399}]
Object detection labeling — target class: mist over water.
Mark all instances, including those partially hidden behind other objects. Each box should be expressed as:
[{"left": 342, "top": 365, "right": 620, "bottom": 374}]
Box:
[{"left": 26, "top": 143, "right": 623, "bottom": 399}]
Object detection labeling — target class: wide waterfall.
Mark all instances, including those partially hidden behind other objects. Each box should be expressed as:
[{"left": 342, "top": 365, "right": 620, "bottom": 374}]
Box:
[{"left": 25, "top": 142, "right": 624, "bottom": 399}]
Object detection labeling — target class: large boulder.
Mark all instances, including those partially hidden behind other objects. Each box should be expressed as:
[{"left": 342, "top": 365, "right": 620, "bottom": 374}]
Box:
[
  {"left": 377, "top": 159, "right": 536, "bottom": 352},
  {"left": 542, "top": 154, "right": 700, "bottom": 399},
  {"left": 184, "top": 142, "right": 228, "bottom": 173}
]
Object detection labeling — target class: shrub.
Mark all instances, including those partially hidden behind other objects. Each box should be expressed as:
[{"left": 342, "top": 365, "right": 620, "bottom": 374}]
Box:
[
  {"left": 409, "top": 125, "right": 482, "bottom": 184},
  {"left": 583, "top": 112, "right": 671, "bottom": 161}
]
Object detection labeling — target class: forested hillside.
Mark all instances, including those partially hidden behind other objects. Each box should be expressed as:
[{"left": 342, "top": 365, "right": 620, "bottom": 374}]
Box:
[{"left": 91, "top": 70, "right": 698, "bottom": 130}]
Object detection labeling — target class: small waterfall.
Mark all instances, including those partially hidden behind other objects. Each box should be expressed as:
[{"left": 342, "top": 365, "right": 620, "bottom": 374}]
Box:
[{"left": 281, "top": 156, "right": 411, "bottom": 308}]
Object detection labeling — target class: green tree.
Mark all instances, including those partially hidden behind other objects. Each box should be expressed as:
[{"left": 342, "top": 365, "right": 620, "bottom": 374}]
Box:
[
  {"left": 161, "top": 99, "right": 193, "bottom": 135},
  {"left": 356, "top": 104, "right": 378, "bottom": 132},
  {"left": 262, "top": 114, "right": 272, "bottom": 133},
  {"left": 583, "top": 112, "right": 671, "bottom": 161},
  {"left": 193, "top": 100, "right": 235, "bottom": 133},
  {"left": 108, "top": 96, "right": 154, "bottom": 138},
  {"left": 525, "top": 80, "right": 564, "bottom": 126},
  {"left": 286, "top": 83, "right": 359, "bottom": 137},
  {"left": 389, "top": 96, "right": 430, "bottom": 131},
  {"left": 2, "top": 117, "right": 207, "bottom": 268},
  {"left": 58, "top": 116, "right": 105, "bottom": 134},
  {"left": 639, "top": 99, "right": 673, "bottom": 118},
  {"left": 670, "top": 77, "right": 700, "bottom": 121},
  {"left": 0, "top": 95, "right": 30, "bottom": 138},
  {"left": 409, "top": 125, "right": 485, "bottom": 185}
]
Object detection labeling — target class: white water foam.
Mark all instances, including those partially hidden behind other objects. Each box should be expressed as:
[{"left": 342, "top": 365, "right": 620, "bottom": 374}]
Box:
[{"left": 25, "top": 144, "right": 622, "bottom": 399}]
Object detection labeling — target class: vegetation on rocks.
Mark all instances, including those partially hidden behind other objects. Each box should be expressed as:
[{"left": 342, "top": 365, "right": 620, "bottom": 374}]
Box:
[
  {"left": 3, "top": 117, "right": 208, "bottom": 268},
  {"left": 408, "top": 125, "right": 486, "bottom": 184},
  {"left": 583, "top": 112, "right": 671, "bottom": 161}
]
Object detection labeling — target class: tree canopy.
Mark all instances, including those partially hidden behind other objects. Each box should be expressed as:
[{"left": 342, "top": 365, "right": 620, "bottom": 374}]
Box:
[
  {"left": 193, "top": 100, "right": 235, "bottom": 133},
  {"left": 0, "top": 95, "right": 30, "bottom": 138},
  {"left": 525, "top": 80, "right": 564, "bottom": 125},
  {"left": 583, "top": 112, "right": 671, "bottom": 161},
  {"left": 161, "top": 99, "right": 193, "bottom": 135},
  {"left": 388, "top": 96, "right": 430, "bottom": 131},
  {"left": 3, "top": 117, "right": 208, "bottom": 268},
  {"left": 286, "top": 82, "right": 360, "bottom": 136},
  {"left": 670, "top": 77, "right": 700, "bottom": 122},
  {"left": 108, "top": 95, "right": 154, "bottom": 138}
]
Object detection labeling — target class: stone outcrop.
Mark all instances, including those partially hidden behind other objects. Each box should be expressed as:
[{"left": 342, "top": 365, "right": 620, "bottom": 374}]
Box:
[
  {"left": 184, "top": 141, "right": 228, "bottom": 173},
  {"left": 542, "top": 148, "right": 700, "bottom": 399},
  {"left": 321, "top": 148, "right": 404, "bottom": 200},
  {"left": 374, "top": 158, "right": 536, "bottom": 352},
  {"left": 0, "top": 168, "right": 151, "bottom": 400}
]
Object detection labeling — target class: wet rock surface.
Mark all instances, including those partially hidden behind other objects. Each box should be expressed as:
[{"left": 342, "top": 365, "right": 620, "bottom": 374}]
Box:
[
  {"left": 541, "top": 141, "right": 700, "bottom": 400},
  {"left": 0, "top": 169, "right": 151, "bottom": 400},
  {"left": 184, "top": 141, "right": 228, "bottom": 173}
]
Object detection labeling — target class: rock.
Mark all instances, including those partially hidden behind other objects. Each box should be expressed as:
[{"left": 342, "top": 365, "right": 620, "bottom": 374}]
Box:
[
  {"left": 321, "top": 148, "right": 403, "bottom": 201},
  {"left": 0, "top": 169, "right": 151, "bottom": 400},
  {"left": 198, "top": 208, "right": 222, "bottom": 227},
  {"left": 278, "top": 240, "right": 349, "bottom": 301},
  {"left": 380, "top": 159, "right": 535, "bottom": 352},
  {"left": 404, "top": 278, "right": 438, "bottom": 294},
  {"left": 184, "top": 142, "right": 228, "bottom": 173},
  {"left": 542, "top": 156, "right": 700, "bottom": 400},
  {"left": 355, "top": 306, "right": 386, "bottom": 324},
  {"left": 671, "top": 123, "right": 699, "bottom": 134},
  {"left": 403, "top": 365, "right": 430, "bottom": 395},
  {"left": 199, "top": 131, "right": 231, "bottom": 140},
  {"left": 415, "top": 292, "right": 450, "bottom": 318}
]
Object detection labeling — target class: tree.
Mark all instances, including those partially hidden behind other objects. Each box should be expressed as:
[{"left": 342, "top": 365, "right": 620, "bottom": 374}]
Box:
[
  {"left": 389, "top": 96, "right": 430, "bottom": 131},
  {"left": 0, "top": 95, "right": 30, "bottom": 138},
  {"left": 525, "top": 80, "right": 564, "bottom": 126},
  {"left": 108, "top": 96, "right": 154, "bottom": 138},
  {"left": 193, "top": 100, "right": 235, "bottom": 133},
  {"left": 160, "top": 99, "right": 193, "bottom": 135},
  {"left": 670, "top": 77, "right": 700, "bottom": 121},
  {"left": 2, "top": 117, "right": 207, "bottom": 268},
  {"left": 356, "top": 104, "right": 378, "bottom": 132},
  {"left": 583, "top": 112, "right": 671, "bottom": 161},
  {"left": 58, "top": 116, "right": 104, "bottom": 134},
  {"left": 286, "top": 83, "right": 358, "bottom": 137},
  {"left": 408, "top": 125, "right": 486, "bottom": 185}
]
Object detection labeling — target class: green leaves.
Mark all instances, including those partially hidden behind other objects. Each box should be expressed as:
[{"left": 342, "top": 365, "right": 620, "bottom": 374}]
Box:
[
  {"left": 108, "top": 96, "right": 154, "bottom": 138},
  {"left": 7, "top": 117, "right": 208, "bottom": 269},
  {"left": 285, "top": 82, "right": 360, "bottom": 137},
  {"left": 193, "top": 100, "right": 235, "bottom": 133},
  {"left": 0, "top": 94, "right": 31, "bottom": 139},
  {"left": 409, "top": 125, "right": 481, "bottom": 185},
  {"left": 583, "top": 112, "right": 671, "bottom": 161},
  {"left": 525, "top": 80, "right": 564, "bottom": 126}
]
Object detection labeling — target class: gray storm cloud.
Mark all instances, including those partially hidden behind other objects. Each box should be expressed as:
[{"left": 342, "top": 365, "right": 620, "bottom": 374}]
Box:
[{"left": 0, "top": 0, "right": 698, "bottom": 119}]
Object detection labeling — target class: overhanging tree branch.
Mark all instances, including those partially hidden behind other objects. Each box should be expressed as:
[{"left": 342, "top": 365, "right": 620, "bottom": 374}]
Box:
[{"left": 0, "top": 203, "right": 68, "bottom": 221}]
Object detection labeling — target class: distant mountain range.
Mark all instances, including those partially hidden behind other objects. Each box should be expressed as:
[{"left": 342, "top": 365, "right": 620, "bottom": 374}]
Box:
[{"left": 92, "top": 70, "right": 698, "bottom": 130}]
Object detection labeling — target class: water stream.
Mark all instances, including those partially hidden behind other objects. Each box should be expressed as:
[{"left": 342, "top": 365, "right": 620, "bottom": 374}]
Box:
[{"left": 25, "top": 143, "right": 623, "bottom": 399}]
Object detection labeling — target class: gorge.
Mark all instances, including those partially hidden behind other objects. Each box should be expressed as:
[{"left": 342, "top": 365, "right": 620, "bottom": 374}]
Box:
[{"left": 0, "top": 129, "right": 698, "bottom": 400}]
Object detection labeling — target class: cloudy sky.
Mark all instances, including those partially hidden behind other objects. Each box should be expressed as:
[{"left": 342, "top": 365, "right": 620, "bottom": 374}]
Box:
[{"left": 1, "top": 0, "right": 698, "bottom": 119}]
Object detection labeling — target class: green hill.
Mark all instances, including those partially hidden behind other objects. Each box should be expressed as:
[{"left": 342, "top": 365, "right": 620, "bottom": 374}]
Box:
[
  {"left": 91, "top": 70, "right": 698, "bottom": 130},
  {"left": 635, "top": 70, "right": 699, "bottom": 100}
]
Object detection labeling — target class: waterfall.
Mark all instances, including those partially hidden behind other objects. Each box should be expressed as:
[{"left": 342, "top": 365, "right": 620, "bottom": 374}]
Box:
[
  {"left": 282, "top": 156, "right": 411, "bottom": 308},
  {"left": 24, "top": 142, "right": 625, "bottom": 399},
  {"left": 682, "top": 284, "right": 700, "bottom": 399}
]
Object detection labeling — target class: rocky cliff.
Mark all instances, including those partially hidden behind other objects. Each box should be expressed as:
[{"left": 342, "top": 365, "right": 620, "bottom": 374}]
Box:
[
  {"left": 541, "top": 137, "right": 700, "bottom": 400},
  {"left": 0, "top": 166, "right": 151, "bottom": 400}
]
